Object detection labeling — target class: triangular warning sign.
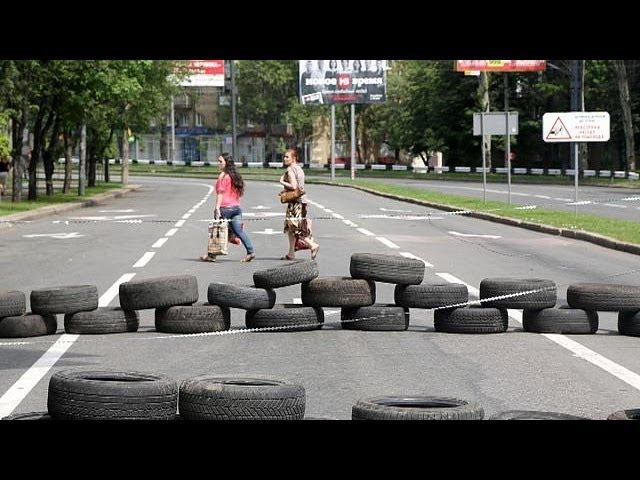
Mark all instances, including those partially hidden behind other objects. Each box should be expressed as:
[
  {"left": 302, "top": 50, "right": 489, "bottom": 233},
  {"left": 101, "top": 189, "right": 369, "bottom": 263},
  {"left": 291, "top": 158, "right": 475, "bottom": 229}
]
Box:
[{"left": 546, "top": 117, "right": 572, "bottom": 140}]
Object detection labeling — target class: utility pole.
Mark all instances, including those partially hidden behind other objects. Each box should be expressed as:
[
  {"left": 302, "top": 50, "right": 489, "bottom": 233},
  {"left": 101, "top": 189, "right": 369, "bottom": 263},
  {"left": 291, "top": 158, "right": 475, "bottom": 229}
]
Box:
[{"left": 78, "top": 123, "right": 86, "bottom": 195}]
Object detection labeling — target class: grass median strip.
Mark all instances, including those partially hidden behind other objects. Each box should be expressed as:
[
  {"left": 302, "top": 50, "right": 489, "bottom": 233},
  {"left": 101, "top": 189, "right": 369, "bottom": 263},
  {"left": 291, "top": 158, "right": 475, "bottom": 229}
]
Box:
[
  {"left": 321, "top": 179, "right": 640, "bottom": 246},
  {"left": 0, "top": 183, "right": 123, "bottom": 217}
]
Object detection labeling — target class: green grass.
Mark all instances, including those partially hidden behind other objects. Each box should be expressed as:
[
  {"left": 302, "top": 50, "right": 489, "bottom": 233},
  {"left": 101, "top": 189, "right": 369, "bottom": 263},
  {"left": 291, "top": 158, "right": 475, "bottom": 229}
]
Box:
[
  {"left": 324, "top": 179, "right": 640, "bottom": 245},
  {"left": 0, "top": 182, "right": 123, "bottom": 217},
  {"left": 111, "top": 163, "right": 639, "bottom": 187}
]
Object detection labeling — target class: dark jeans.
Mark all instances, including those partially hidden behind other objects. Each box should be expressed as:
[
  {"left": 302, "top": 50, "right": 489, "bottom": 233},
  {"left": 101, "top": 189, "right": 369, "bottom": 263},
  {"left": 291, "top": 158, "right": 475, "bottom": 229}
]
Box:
[{"left": 219, "top": 206, "right": 254, "bottom": 254}]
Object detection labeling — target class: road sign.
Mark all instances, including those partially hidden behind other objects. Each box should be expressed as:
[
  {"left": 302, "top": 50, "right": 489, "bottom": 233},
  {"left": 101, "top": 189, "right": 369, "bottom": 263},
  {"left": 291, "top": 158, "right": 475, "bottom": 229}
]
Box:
[
  {"left": 542, "top": 112, "right": 610, "bottom": 142},
  {"left": 473, "top": 112, "right": 518, "bottom": 135},
  {"left": 456, "top": 60, "right": 546, "bottom": 72}
]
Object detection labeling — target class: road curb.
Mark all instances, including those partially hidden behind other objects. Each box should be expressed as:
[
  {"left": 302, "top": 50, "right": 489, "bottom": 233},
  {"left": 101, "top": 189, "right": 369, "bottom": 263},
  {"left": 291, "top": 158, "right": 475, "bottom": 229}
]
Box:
[
  {"left": 0, "top": 185, "right": 142, "bottom": 223},
  {"left": 308, "top": 180, "right": 640, "bottom": 257}
]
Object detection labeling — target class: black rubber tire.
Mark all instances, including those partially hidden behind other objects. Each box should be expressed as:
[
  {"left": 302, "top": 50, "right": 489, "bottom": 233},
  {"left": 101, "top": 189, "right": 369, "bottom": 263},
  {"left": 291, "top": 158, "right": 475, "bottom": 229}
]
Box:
[
  {"left": 30, "top": 285, "right": 98, "bottom": 315},
  {"left": 394, "top": 283, "right": 468, "bottom": 309},
  {"left": 64, "top": 308, "right": 139, "bottom": 334},
  {"left": 207, "top": 282, "right": 276, "bottom": 310},
  {"left": 0, "top": 291, "right": 27, "bottom": 317},
  {"left": 245, "top": 304, "right": 324, "bottom": 332},
  {"left": 352, "top": 396, "right": 484, "bottom": 420},
  {"left": 618, "top": 311, "right": 640, "bottom": 337},
  {"left": 567, "top": 283, "right": 640, "bottom": 312},
  {"left": 0, "top": 313, "right": 57, "bottom": 338},
  {"left": 434, "top": 307, "right": 509, "bottom": 334},
  {"left": 341, "top": 304, "right": 409, "bottom": 331},
  {"left": 523, "top": 307, "right": 598, "bottom": 334},
  {"left": 2, "top": 411, "right": 52, "bottom": 421},
  {"left": 302, "top": 276, "right": 375, "bottom": 307},
  {"left": 490, "top": 410, "right": 589, "bottom": 420},
  {"left": 155, "top": 304, "right": 230, "bottom": 334},
  {"left": 47, "top": 370, "right": 178, "bottom": 420},
  {"left": 607, "top": 409, "right": 640, "bottom": 420},
  {"left": 119, "top": 275, "right": 198, "bottom": 311},
  {"left": 253, "top": 260, "right": 319, "bottom": 289},
  {"left": 479, "top": 278, "right": 556, "bottom": 309},
  {"left": 350, "top": 253, "right": 424, "bottom": 285},
  {"left": 178, "top": 376, "right": 306, "bottom": 420}
]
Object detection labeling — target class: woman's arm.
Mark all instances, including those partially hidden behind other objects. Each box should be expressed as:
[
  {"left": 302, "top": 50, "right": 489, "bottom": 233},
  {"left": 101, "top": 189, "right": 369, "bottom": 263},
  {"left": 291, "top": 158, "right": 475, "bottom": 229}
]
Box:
[{"left": 280, "top": 167, "right": 296, "bottom": 190}]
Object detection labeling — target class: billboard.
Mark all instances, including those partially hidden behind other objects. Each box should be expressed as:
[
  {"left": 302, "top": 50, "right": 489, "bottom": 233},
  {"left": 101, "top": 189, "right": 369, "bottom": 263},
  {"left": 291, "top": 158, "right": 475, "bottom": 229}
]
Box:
[
  {"left": 455, "top": 60, "right": 546, "bottom": 72},
  {"left": 299, "top": 60, "right": 388, "bottom": 105},
  {"left": 180, "top": 60, "right": 225, "bottom": 87}
]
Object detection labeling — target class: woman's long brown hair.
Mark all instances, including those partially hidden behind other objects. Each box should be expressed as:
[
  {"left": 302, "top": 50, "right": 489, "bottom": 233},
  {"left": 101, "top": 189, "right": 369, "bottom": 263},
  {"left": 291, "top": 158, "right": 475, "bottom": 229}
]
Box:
[{"left": 221, "top": 153, "right": 244, "bottom": 196}]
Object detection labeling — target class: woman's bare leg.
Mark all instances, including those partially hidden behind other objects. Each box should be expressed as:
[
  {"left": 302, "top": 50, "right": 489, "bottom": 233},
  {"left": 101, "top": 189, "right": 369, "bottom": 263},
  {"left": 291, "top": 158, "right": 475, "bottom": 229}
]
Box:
[{"left": 287, "top": 230, "right": 296, "bottom": 257}]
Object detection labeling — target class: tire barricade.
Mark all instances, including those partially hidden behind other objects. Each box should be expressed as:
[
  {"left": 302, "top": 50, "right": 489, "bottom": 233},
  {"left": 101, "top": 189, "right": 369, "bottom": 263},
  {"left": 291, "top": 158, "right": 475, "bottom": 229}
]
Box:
[{"left": 2, "top": 254, "right": 640, "bottom": 339}]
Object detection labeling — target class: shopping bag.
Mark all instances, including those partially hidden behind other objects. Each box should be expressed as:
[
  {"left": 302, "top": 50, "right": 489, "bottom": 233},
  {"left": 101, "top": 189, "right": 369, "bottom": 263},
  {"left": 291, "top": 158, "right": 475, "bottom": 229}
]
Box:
[{"left": 208, "top": 220, "right": 229, "bottom": 256}]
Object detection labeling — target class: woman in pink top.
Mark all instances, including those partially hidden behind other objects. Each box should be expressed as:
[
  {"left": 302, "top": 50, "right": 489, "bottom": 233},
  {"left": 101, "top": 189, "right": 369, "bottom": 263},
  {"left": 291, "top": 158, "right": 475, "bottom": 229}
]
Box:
[{"left": 201, "top": 153, "right": 255, "bottom": 262}]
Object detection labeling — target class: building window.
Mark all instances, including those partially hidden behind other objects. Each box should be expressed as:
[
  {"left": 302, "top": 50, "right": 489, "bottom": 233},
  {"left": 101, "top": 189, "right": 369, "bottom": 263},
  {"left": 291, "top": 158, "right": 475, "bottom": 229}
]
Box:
[
  {"left": 179, "top": 114, "right": 189, "bottom": 127},
  {"left": 195, "top": 113, "right": 204, "bottom": 127}
]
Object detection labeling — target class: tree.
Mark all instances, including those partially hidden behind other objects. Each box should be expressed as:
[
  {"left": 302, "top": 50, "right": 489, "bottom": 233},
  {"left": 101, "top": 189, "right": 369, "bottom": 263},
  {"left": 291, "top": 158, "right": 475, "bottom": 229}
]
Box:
[{"left": 614, "top": 60, "right": 636, "bottom": 172}]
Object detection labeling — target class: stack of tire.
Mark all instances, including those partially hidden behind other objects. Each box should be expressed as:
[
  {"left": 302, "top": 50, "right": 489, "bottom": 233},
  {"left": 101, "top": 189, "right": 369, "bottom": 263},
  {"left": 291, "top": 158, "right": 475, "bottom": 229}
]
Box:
[
  {"left": 4, "top": 370, "right": 305, "bottom": 421},
  {"left": 566, "top": 284, "right": 640, "bottom": 337},
  {"left": 119, "top": 275, "right": 229, "bottom": 334},
  {"left": 0, "top": 285, "right": 109, "bottom": 338},
  {"left": 207, "top": 260, "right": 323, "bottom": 332}
]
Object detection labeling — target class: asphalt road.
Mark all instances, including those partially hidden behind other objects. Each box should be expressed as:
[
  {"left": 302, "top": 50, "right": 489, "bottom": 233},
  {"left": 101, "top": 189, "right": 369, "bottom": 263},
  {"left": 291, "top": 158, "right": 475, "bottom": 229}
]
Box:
[
  {"left": 363, "top": 177, "right": 640, "bottom": 222},
  {"left": 1, "top": 175, "right": 640, "bottom": 420}
]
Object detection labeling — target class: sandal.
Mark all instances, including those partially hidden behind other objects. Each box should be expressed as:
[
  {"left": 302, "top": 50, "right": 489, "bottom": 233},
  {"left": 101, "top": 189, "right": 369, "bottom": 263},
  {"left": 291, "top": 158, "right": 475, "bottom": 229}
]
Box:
[
  {"left": 200, "top": 255, "right": 216, "bottom": 262},
  {"left": 311, "top": 245, "right": 320, "bottom": 260},
  {"left": 241, "top": 253, "right": 256, "bottom": 263},
  {"left": 280, "top": 254, "right": 296, "bottom": 260}
]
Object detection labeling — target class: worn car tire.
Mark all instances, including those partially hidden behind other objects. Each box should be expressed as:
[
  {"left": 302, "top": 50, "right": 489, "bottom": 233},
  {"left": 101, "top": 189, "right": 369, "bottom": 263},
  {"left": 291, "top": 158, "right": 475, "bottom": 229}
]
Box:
[
  {"left": 155, "top": 304, "right": 230, "bottom": 334},
  {"left": 394, "top": 283, "right": 468, "bottom": 309},
  {"left": 30, "top": 285, "right": 98, "bottom": 315},
  {"left": 607, "top": 409, "right": 640, "bottom": 420},
  {"left": 523, "top": 307, "right": 598, "bottom": 334},
  {"left": 479, "top": 278, "right": 556, "bottom": 309},
  {"left": 2, "top": 411, "right": 53, "bottom": 421},
  {"left": 352, "top": 396, "right": 484, "bottom": 420},
  {"left": 350, "top": 253, "right": 424, "bottom": 285},
  {"left": 618, "top": 311, "right": 640, "bottom": 337},
  {"left": 490, "top": 410, "right": 589, "bottom": 420},
  {"left": 341, "top": 304, "right": 409, "bottom": 331},
  {"left": 434, "top": 307, "right": 509, "bottom": 334},
  {"left": 179, "top": 376, "right": 305, "bottom": 420},
  {"left": 207, "top": 282, "right": 276, "bottom": 310},
  {"left": 0, "top": 313, "right": 57, "bottom": 338},
  {"left": 0, "top": 291, "right": 27, "bottom": 317},
  {"left": 567, "top": 283, "right": 640, "bottom": 312},
  {"left": 47, "top": 370, "right": 178, "bottom": 420},
  {"left": 119, "top": 275, "right": 198, "bottom": 311},
  {"left": 302, "top": 276, "right": 375, "bottom": 307},
  {"left": 253, "top": 260, "right": 319, "bottom": 289},
  {"left": 64, "top": 308, "right": 139, "bottom": 334},
  {"left": 245, "top": 304, "right": 324, "bottom": 332}
]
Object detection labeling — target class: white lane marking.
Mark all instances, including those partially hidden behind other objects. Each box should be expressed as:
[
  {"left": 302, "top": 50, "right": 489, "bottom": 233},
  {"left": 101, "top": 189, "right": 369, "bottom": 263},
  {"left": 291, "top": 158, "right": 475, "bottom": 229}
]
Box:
[
  {"left": 306, "top": 200, "right": 325, "bottom": 209},
  {"left": 622, "top": 196, "right": 640, "bottom": 201},
  {"left": 400, "top": 251, "right": 433, "bottom": 268},
  {"left": 436, "top": 271, "right": 640, "bottom": 393},
  {"left": 534, "top": 195, "right": 551, "bottom": 199},
  {"left": 567, "top": 200, "right": 592, "bottom": 206},
  {"left": 376, "top": 237, "right": 400, "bottom": 249},
  {"left": 343, "top": 220, "right": 358, "bottom": 227},
  {"left": 324, "top": 209, "right": 334, "bottom": 213},
  {"left": 100, "top": 209, "right": 136, "bottom": 213},
  {"left": 542, "top": 334, "right": 640, "bottom": 391},
  {"left": 332, "top": 213, "right": 345, "bottom": 219},
  {"left": 448, "top": 231, "right": 502, "bottom": 239},
  {"left": 152, "top": 238, "right": 168, "bottom": 248},
  {"left": 380, "top": 207, "right": 412, "bottom": 212},
  {"left": 188, "top": 209, "right": 196, "bottom": 214},
  {"left": 360, "top": 214, "right": 444, "bottom": 220},
  {"left": 0, "top": 272, "right": 136, "bottom": 419},
  {"left": 252, "top": 205, "right": 270, "bottom": 210},
  {"left": 182, "top": 213, "right": 191, "bottom": 219},
  {"left": 357, "top": 228, "right": 375, "bottom": 236},
  {"left": 554, "top": 198, "right": 573, "bottom": 202},
  {"left": 23, "top": 232, "right": 84, "bottom": 239},
  {"left": 175, "top": 220, "right": 185, "bottom": 227},
  {"left": 253, "top": 228, "right": 279, "bottom": 235},
  {"left": 293, "top": 298, "right": 302, "bottom": 304},
  {"left": 165, "top": 228, "right": 178, "bottom": 237},
  {"left": 603, "top": 204, "right": 627, "bottom": 209},
  {"left": 133, "top": 251, "right": 155, "bottom": 268}
]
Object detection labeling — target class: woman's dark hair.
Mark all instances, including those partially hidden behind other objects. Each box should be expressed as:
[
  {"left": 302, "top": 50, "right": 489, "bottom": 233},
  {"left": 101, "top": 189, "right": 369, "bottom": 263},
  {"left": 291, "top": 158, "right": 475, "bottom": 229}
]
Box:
[{"left": 220, "top": 153, "right": 244, "bottom": 197}]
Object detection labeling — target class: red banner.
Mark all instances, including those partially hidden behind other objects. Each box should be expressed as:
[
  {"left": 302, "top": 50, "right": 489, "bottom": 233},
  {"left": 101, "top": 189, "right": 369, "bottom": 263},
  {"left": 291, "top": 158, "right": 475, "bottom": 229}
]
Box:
[
  {"left": 181, "top": 60, "right": 225, "bottom": 87},
  {"left": 455, "top": 60, "right": 546, "bottom": 72}
]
